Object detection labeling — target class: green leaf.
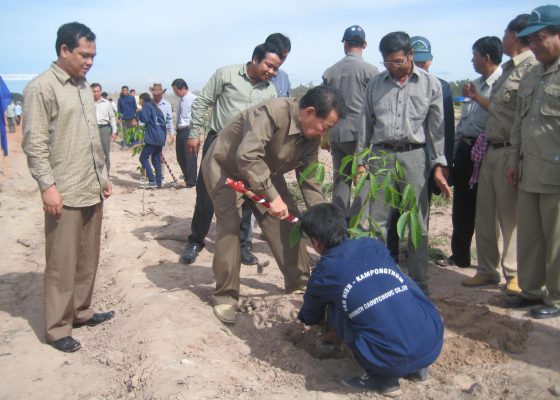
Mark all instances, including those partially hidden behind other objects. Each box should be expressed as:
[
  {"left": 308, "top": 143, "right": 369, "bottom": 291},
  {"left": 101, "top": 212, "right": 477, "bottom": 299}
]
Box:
[
  {"left": 410, "top": 210, "right": 423, "bottom": 249},
  {"left": 299, "top": 163, "right": 319, "bottom": 185},
  {"left": 355, "top": 173, "right": 367, "bottom": 196},
  {"left": 339, "top": 155, "right": 353, "bottom": 175},
  {"left": 348, "top": 227, "right": 369, "bottom": 238},
  {"left": 389, "top": 187, "right": 401, "bottom": 208},
  {"left": 395, "top": 160, "right": 405, "bottom": 180},
  {"left": 315, "top": 163, "right": 325, "bottom": 184},
  {"left": 396, "top": 211, "right": 410, "bottom": 239},
  {"left": 289, "top": 224, "right": 302, "bottom": 248},
  {"left": 368, "top": 215, "right": 385, "bottom": 241},
  {"left": 400, "top": 184, "right": 413, "bottom": 210},
  {"left": 368, "top": 176, "right": 379, "bottom": 201},
  {"left": 348, "top": 208, "right": 363, "bottom": 229}
]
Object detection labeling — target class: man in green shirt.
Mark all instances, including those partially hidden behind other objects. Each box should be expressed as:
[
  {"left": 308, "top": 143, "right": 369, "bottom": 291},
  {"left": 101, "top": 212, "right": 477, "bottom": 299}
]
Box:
[{"left": 180, "top": 41, "right": 282, "bottom": 266}]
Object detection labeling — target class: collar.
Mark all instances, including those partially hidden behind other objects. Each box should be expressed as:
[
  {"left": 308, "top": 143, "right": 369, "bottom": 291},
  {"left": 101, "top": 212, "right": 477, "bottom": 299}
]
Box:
[
  {"left": 289, "top": 99, "right": 303, "bottom": 136},
  {"left": 483, "top": 66, "right": 502, "bottom": 87},
  {"left": 51, "top": 61, "right": 82, "bottom": 86},
  {"left": 511, "top": 50, "right": 534, "bottom": 67},
  {"left": 240, "top": 63, "right": 270, "bottom": 87}
]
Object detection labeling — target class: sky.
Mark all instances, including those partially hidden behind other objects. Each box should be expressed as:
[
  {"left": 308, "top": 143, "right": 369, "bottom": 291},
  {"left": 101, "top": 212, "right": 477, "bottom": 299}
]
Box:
[{"left": 0, "top": 0, "right": 545, "bottom": 96}]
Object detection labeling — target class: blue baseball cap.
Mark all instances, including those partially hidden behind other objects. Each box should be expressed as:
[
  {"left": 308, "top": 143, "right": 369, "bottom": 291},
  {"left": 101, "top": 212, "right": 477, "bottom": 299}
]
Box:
[
  {"left": 410, "top": 36, "right": 433, "bottom": 62},
  {"left": 342, "top": 25, "right": 366, "bottom": 43},
  {"left": 518, "top": 5, "right": 560, "bottom": 37}
]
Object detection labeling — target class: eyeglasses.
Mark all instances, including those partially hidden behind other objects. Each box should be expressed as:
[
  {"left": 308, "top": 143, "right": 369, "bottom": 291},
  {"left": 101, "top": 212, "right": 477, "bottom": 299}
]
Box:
[{"left": 380, "top": 55, "right": 409, "bottom": 67}]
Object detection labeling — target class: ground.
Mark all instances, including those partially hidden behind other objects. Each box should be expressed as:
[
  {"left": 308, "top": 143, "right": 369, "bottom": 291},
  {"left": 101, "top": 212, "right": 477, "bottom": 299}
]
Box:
[{"left": 1, "top": 125, "right": 559, "bottom": 400}]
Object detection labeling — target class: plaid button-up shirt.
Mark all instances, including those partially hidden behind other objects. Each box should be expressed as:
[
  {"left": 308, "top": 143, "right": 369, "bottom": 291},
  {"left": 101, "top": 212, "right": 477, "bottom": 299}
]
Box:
[{"left": 22, "top": 62, "right": 108, "bottom": 207}]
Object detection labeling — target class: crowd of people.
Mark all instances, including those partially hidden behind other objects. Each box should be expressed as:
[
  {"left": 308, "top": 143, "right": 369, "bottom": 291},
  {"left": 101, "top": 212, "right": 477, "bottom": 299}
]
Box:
[{"left": 15, "top": 3, "right": 560, "bottom": 396}]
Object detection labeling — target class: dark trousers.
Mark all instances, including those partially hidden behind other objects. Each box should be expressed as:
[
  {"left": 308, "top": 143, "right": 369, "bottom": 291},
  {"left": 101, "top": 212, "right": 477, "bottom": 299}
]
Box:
[
  {"left": 451, "top": 139, "right": 477, "bottom": 266},
  {"left": 176, "top": 128, "right": 198, "bottom": 186},
  {"left": 140, "top": 144, "right": 163, "bottom": 186},
  {"left": 188, "top": 131, "right": 252, "bottom": 249}
]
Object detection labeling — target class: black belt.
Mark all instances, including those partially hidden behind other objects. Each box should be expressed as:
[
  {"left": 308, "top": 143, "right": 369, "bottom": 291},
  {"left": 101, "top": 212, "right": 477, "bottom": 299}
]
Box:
[
  {"left": 488, "top": 140, "right": 511, "bottom": 149},
  {"left": 376, "top": 142, "right": 425, "bottom": 152},
  {"left": 98, "top": 124, "right": 110, "bottom": 128},
  {"left": 461, "top": 136, "right": 477, "bottom": 146},
  {"left": 177, "top": 126, "right": 190, "bottom": 132}
]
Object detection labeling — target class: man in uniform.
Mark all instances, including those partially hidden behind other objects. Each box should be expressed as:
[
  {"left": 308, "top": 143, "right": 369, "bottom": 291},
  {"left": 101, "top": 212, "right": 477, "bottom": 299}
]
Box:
[
  {"left": 506, "top": 5, "right": 560, "bottom": 319},
  {"left": 203, "top": 86, "right": 345, "bottom": 324},
  {"left": 22, "top": 22, "right": 114, "bottom": 352},
  {"left": 462, "top": 15, "right": 537, "bottom": 294}
]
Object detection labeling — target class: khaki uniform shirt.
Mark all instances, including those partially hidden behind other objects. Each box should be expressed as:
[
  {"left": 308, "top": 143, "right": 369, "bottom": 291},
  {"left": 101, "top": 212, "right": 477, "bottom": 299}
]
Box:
[
  {"left": 356, "top": 65, "right": 446, "bottom": 169},
  {"left": 22, "top": 62, "right": 108, "bottom": 207},
  {"left": 190, "top": 63, "right": 277, "bottom": 138},
  {"left": 206, "top": 98, "right": 324, "bottom": 205},
  {"left": 486, "top": 51, "right": 537, "bottom": 144},
  {"left": 322, "top": 53, "right": 379, "bottom": 143},
  {"left": 511, "top": 57, "right": 560, "bottom": 194}
]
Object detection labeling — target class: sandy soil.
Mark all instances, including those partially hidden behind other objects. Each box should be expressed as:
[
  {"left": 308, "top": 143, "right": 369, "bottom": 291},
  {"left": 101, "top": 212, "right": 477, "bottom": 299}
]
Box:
[{"left": 1, "top": 125, "right": 559, "bottom": 400}]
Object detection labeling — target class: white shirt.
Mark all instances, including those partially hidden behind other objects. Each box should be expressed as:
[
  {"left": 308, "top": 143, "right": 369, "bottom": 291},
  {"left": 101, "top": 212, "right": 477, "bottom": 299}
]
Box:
[
  {"left": 95, "top": 98, "right": 117, "bottom": 133},
  {"left": 177, "top": 91, "right": 197, "bottom": 129}
]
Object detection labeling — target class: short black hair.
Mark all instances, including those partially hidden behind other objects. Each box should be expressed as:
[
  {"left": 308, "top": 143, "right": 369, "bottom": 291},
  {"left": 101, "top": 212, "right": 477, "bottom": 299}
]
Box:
[
  {"left": 101, "top": 92, "right": 108, "bottom": 99},
  {"left": 55, "top": 22, "right": 95, "bottom": 57},
  {"left": 265, "top": 33, "right": 291, "bottom": 59},
  {"left": 139, "top": 92, "right": 152, "bottom": 104},
  {"left": 252, "top": 41, "right": 283, "bottom": 63},
  {"left": 473, "top": 36, "right": 503, "bottom": 65},
  {"left": 171, "top": 78, "right": 189, "bottom": 90},
  {"left": 379, "top": 31, "right": 411, "bottom": 58},
  {"left": 299, "top": 85, "right": 346, "bottom": 119},
  {"left": 300, "top": 203, "right": 348, "bottom": 250},
  {"left": 121, "top": 85, "right": 129, "bottom": 90},
  {"left": 90, "top": 82, "right": 101, "bottom": 90},
  {"left": 507, "top": 14, "right": 530, "bottom": 45},
  {"left": 346, "top": 38, "right": 365, "bottom": 48}
]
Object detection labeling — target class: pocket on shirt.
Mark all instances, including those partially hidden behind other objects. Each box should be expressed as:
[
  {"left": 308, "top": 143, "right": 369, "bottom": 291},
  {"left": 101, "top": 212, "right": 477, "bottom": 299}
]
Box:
[
  {"left": 541, "top": 85, "right": 560, "bottom": 117},
  {"left": 518, "top": 89, "right": 532, "bottom": 118},
  {"left": 408, "top": 95, "right": 429, "bottom": 120},
  {"left": 540, "top": 149, "right": 560, "bottom": 186}
]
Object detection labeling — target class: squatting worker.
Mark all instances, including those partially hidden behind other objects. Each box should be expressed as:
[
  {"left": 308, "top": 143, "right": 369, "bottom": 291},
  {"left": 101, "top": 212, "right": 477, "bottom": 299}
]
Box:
[
  {"left": 22, "top": 22, "right": 114, "bottom": 353},
  {"left": 506, "top": 5, "right": 560, "bottom": 319},
  {"left": 202, "top": 86, "right": 346, "bottom": 324},
  {"left": 355, "top": 31, "right": 450, "bottom": 295},
  {"left": 298, "top": 203, "right": 443, "bottom": 397}
]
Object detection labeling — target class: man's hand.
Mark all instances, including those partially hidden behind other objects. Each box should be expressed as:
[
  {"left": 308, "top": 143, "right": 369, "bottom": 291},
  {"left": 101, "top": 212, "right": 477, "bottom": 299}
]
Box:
[
  {"left": 187, "top": 138, "right": 201, "bottom": 155},
  {"left": 169, "top": 134, "right": 175, "bottom": 144},
  {"left": 269, "top": 196, "right": 289, "bottom": 220},
  {"left": 103, "top": 181, "right": 113, "bottom": 199},
  {"left": 42, "top": 185, "right": 63, "bottom": 219},
  {"left": 506, "top": 167, "right": 518, "bottom": 190},
  {"left": 354, "top": 165, "right": 367, "bottom": 184},
  {"left": 111, "top": 132, "right": 117, "bottom": 141},
  {"left": 433, "top": 165, "right": 451, "bottom": 200}
]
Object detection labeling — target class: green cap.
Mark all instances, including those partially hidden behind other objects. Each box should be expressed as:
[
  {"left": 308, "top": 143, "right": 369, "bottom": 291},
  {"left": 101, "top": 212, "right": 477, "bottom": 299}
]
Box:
[{"left": 518, "top": 5, "right": 560, "bottom": 37}]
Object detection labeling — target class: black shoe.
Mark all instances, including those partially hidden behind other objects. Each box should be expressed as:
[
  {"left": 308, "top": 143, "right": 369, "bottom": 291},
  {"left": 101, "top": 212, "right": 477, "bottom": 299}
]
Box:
[
  {"left": 73, "top": 311, "right": 115, "bottom": 328},
  {"left": 505, "top": 295, "right": 543, "bottom": 309},
  {"left": 446, "top": 255, "right": 471, "bottom": 268},
  {"left": 404, "top": 367, "right": 429, "bottom": 382},
  {"left": 240, "top": 247, "right": 259, "bottom": 265},
  {"left": 50, "top": 336, "right": 81, "bottom": 352},
  {"left": 180, "top": 242, "right": 202, "bottom": 264},
  {"left": 341, "top": 374, "right": 401, "bottom": 397},
  {"left": 530, "top": 304, "right": 560, "bottom": 319}
]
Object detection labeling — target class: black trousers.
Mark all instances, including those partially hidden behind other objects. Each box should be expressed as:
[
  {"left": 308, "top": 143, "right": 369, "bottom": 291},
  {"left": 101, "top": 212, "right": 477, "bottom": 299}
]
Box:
[
  {"left": 188, "top": 131, "right": 252, "bottom": 249},
  {"left": 450, "top": 139, "right": 477, "bottom": 266},
  {"left": 176, "top": 128, "right": 198, "bottom": 186}
]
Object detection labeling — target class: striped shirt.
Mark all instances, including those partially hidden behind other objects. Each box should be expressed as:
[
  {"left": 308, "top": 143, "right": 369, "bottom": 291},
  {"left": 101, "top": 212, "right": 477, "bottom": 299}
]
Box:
[{"left": 22, "top": 62, "right": 108, "bottom": 207}]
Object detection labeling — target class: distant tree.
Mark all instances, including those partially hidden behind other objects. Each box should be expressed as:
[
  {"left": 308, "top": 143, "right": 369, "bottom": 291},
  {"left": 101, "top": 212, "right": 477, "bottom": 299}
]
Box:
[
  {"left": 291, "top": 81, "right": 315, "bottom": 98},
  {"left": 11, "top": 92, "right": 23, "bottom": 103},
  {"left": 449, "top": 79, "right": 469, "bottom": 98}
]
